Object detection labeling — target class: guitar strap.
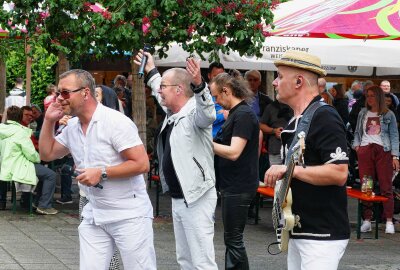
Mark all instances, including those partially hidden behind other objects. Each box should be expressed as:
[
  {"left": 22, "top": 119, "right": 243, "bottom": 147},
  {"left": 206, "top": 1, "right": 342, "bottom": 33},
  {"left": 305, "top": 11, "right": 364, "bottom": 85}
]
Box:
[{"left": 285, "top": 100, "right": 328, "bottom": 166}]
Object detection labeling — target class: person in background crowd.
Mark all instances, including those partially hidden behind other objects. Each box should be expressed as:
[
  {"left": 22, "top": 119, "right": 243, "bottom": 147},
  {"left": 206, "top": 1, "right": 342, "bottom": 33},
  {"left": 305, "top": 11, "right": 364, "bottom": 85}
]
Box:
[
  {"left": 265, "top": 50, "right": 350, "bottom": 270},
  {"left": 329, "top": 84, "right": 349, "bottom": 125},
  {"left": 95, "top": 85, "right": 119, "bottom": 110},
  {"left": 127, "top": 74, "right": 133, "bottom": 90},
  {"left": 318, "top": 78, "right": 326, "bottom": 94},
  {"left": 346, "top": 80, "right": 362, "bottom": 111},
  {"left": 320, "top": 90, "right": 333, "bottom": 105},
  {"left": 349, "top": 80, "right": 374, "bottom": 132},
  {"left": 380, "top": 80, "right": 399, "bottom": 107},
  {"left": 353, "top": 85, "right": 399, "bottom": 234},
  {"left": 114, "top": 87, "right": 126, "bottom": 114},
  {"left": 244, "top": 69, "right": 272, "bottom": 119},
  {"left": 5, "top": 77, "right": 26, "bottom": 109},
  {"left": 135, "top": 51, "right": 218, "bottom": 270},
  {"left": 385, "top": 93, "right": 400, "bottom": 123},
  {"left": 0, "top": 106, "right": 58, "bottom": 215},
  {"left": 44, "top": 84, "right": 57, "bottom": 112},
  {"left": 31, "top": 104, "right": 44, "bottom": 135},
  {"left": 39, "top": 69, "right": 156, "bottom": 269},
  {"left": 211, "top": 72, "right": 259, "bottom": 270},
  {"left": 260, "top": 100, "right": 293, "bottom": 166},
  {"left": 208, "top": 62, "right": 228, "bottom": 138},
  {"left": 113, "top": 75, "right": 132, "bottom": 119}
]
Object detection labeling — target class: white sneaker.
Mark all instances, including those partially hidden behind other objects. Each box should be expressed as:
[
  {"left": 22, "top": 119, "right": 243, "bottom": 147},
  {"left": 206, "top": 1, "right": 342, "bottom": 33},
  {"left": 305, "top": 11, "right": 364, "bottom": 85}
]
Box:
[
  {"left": 385, "top": 222, "right": 395, "bottom": 234},
  {"left": 360, "top": 220, "right": 372, "bottom": 232}
]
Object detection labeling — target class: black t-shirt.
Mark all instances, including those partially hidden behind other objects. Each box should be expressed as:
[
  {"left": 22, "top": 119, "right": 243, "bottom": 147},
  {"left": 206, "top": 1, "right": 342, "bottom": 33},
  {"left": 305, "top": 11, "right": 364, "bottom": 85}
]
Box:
[
  {"left": 161, "top": 123, "right": 183, "bottom": 198},
  {"left": 281, "top": 96, "right": 350, "bottom": 240},
  {"left": 214, "top": 101, "right": 259, "bottom": 194},
  {"left": 260, "top": 100, "right": 293, "bottom": 155}
]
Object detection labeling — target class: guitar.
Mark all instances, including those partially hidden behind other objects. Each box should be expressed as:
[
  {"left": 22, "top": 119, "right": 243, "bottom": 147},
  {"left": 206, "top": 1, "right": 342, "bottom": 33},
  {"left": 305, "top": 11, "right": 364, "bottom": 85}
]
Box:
[{"left": 271, "top": 132, "right": 305, "bottom": 253}]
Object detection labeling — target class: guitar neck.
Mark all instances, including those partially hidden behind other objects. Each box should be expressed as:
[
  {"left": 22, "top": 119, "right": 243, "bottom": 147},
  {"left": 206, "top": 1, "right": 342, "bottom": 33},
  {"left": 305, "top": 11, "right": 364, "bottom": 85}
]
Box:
[{"left": 278, "top": 158, "right": 296, "bottom": 201}]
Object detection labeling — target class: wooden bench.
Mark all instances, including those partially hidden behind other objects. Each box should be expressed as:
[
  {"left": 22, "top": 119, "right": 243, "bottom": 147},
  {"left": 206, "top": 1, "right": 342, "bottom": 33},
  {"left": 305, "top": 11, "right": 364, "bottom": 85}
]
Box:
[
  {"left": 255, "top": 186, "right": 389, "bottom": 240},
  {"left": 255, "top": 186, "right": 275, "bottom": 225},
  {"left": 346, "top": 187, "right": 388, "bottom": 240}
]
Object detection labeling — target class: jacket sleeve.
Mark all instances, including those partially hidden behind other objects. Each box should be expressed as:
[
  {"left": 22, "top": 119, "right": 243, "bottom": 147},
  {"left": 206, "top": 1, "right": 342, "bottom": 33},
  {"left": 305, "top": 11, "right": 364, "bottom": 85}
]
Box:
[
  {"left": 388, "top": 111, "right": 399, "bottom": 156},
  {"left": 19, "top": 137, "right": 40, "bottom": 163},
  {"left": 352, "top": 110, "right": 364, "bottom": 148},
  {"left": 193, "top": 84, "right": 216, "bottom": 129}
]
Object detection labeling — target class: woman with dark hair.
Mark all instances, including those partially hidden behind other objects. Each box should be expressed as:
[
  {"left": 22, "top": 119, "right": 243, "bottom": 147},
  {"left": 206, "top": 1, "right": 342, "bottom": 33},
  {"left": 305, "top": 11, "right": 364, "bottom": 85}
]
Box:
[
  {"left": 353, "top": 85, "right": 399, "bottom": 234},
  {"left": 385, "top": 93, "right": 400, "bottom": 122},
  {"left": 329, "top": 84, "right": 349, "bottom": 125},
  {"left": 95, "top": 85, "right": 119, "bottom": 111},
  {"left": 211, "top": 73, "right": 259, "bottom": 270}
]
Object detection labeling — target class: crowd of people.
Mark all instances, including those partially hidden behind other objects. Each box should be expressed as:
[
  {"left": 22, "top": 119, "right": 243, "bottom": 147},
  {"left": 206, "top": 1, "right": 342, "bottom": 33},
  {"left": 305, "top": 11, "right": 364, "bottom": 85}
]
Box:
[{"left": 0, "top": 49, "right": 399, "bottom": 270}]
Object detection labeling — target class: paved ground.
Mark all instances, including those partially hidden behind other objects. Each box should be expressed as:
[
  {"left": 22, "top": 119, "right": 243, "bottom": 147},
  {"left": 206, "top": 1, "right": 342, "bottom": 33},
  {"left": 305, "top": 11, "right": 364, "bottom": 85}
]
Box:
[{"left": 1, "top": 184, "right": 400, "bottom": 270}]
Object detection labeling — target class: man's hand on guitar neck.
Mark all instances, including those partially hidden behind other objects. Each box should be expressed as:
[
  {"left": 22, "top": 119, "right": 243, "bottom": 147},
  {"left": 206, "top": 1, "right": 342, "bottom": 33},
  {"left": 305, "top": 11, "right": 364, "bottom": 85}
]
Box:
[{"left": 264, "top": 165, "right": 287, "bottom": 187}]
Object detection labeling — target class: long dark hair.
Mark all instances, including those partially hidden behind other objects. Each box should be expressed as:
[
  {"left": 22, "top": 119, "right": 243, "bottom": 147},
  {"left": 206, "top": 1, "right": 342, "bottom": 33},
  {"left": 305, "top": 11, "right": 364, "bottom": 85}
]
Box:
[
  {"left": 211, "top": 73, "right": 254, "bottom": 103},
  {"left": 365, "top": 85, "right": 388, "bottom": 115}
]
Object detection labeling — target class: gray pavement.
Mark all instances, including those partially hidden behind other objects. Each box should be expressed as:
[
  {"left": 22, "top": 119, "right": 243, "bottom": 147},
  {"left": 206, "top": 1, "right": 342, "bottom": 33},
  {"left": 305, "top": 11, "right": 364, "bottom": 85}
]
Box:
[{"left": 1, "top": 185, "right": 400, "bottom": 270}]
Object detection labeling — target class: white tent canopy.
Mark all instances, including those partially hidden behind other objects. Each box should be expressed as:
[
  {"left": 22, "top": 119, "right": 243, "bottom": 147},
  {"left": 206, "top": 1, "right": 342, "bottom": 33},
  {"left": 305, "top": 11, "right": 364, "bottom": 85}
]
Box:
[{"left": 154, "top": 37, "right": 400, "bottom": 76}]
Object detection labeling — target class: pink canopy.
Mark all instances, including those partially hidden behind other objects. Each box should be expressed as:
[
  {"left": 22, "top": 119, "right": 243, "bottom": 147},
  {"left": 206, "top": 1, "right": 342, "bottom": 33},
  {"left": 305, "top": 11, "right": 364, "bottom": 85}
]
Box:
[{"left": 272, "top": 0, "right": 400, "bottom": 40}]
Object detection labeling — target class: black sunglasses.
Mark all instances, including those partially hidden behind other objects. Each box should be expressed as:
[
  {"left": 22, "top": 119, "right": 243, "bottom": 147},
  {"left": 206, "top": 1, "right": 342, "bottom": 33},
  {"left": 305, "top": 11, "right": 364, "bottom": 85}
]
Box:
[{"left": 56, "top": 87, "right": 85, "bottom": 99}]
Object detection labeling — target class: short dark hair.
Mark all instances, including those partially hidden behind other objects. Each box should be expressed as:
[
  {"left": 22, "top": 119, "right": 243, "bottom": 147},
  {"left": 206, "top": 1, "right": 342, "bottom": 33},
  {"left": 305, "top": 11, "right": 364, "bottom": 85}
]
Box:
[
  {"left": 15, "top": 77, "right": 23, "bottom": 84},
  {"left": 208, "top": 62, "right": 224, "bottom": 74},
  {"left": 21, "top": 106, "right": 32, "bottom": 112},
  {"left": 6, "top": 106, "right": 23, "bottom": 122}
]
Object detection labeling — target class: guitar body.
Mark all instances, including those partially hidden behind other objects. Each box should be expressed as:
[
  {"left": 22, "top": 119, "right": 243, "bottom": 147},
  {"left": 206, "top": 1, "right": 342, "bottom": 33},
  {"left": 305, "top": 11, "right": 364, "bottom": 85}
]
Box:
[
  {"left": 280, "top": 188, "right": 294, "bottom": 252},
  {"left": 272, "top": 183, "right": 295, "bottom": 252}
]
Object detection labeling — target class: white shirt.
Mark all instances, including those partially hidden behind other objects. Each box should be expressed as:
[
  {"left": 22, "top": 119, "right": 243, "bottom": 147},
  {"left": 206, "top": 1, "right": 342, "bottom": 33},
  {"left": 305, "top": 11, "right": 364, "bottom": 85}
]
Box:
[
  {"left": 361, "top": 111, "right": 383, "bottom": 147},
  {"left": 56, "top": 103, "right": 153, "bottom": 225}
]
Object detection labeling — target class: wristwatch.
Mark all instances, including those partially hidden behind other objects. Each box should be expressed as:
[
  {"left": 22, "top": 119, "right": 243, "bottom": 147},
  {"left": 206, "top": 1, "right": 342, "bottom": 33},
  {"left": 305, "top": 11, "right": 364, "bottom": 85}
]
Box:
[{"left": 101, "top": 167, "right": 108, "bottom": 180}]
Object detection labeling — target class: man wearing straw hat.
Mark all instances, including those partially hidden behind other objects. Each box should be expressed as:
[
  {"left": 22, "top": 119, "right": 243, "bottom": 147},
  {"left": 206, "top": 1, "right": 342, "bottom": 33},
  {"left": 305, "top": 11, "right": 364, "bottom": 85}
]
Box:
[{"left": 264, "top": 50, "right": 350, "bottom": 270}]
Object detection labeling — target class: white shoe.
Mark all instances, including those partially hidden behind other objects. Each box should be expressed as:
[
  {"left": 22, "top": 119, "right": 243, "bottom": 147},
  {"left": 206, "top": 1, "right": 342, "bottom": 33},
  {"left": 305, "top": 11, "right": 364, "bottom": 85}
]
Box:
[
  {"left": 385, "top": 222, "right": 395, "bottom": 234},
  {"left": 360, "top": 220, "right": 372, "bottom": 232}
]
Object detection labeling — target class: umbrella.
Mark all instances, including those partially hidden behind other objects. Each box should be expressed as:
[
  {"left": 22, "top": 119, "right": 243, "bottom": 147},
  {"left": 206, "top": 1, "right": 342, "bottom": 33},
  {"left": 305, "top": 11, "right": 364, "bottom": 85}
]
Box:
[{"left": 271, "top": 0, "right": 400, "bottom": 39}]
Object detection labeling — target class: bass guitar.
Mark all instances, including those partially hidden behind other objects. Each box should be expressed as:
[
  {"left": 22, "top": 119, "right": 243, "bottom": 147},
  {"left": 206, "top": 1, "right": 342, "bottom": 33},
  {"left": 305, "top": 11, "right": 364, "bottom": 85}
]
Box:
[{"left": 270, "top": 132, "right": 305, "bottom": 253}]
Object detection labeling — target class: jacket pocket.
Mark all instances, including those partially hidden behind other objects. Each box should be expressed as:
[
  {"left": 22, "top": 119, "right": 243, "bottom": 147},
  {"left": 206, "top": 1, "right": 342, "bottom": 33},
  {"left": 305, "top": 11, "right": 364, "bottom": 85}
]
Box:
[{"left": 192, "top": 157, "right": 206, "bottom": 181}]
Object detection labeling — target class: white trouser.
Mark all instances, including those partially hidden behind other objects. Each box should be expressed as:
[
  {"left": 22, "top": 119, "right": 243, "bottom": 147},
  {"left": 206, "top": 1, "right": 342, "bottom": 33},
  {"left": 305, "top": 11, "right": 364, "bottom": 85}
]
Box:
[
  {"left": 79, "top": 217, "right": 156, "bottom": 270},
  {"left": 288, "top": 238, "right": 349, "bottom": 270},
  {"left": 172, "top": 188, "right": 218, "bottom": 270}
]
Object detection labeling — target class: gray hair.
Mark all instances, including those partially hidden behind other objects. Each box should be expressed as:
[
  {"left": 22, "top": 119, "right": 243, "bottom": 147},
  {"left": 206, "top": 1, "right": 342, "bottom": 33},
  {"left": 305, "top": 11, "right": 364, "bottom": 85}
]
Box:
[
  {"left": 59, "top": 69, "right": 96, "bottom": 98},
  {"left": 164, "top": 68, "right": 193, "bottom": 98}
]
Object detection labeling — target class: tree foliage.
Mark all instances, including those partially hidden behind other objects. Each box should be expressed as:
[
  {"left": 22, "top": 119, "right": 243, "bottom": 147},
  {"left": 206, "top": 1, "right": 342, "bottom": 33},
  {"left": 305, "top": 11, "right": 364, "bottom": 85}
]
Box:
[
  {"left": 1, "top": 0, "right": 280, "bottom": 62},
  {"left": 5, "top": 42, "right": 57, "bottom": 107}
]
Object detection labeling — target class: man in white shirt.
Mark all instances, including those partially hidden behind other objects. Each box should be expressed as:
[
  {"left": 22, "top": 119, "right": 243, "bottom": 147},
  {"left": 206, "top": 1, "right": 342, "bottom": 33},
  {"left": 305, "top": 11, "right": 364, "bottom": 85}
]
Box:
[
  {"left": 5, "top": 77, "right": 26, "bottom": 108},
  {"left": 39, "top": 69, "right": 156, "bottom": 270}
]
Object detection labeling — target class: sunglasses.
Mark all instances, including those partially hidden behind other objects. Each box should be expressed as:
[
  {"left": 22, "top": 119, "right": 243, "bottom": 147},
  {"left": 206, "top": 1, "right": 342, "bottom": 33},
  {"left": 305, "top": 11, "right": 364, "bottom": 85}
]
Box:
[{"left": 55, "top": 87, "right": 85, "bottom": 99}]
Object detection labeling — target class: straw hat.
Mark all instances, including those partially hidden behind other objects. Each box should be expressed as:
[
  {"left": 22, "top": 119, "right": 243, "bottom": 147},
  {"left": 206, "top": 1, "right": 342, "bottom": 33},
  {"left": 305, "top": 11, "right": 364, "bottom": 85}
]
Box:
[{"left": 274, "top": 50, "right": 327, "bottom": 77}]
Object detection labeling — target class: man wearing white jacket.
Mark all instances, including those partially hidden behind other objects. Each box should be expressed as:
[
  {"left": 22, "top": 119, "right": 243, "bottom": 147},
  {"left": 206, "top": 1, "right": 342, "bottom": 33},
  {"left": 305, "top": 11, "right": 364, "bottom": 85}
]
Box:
[{"left": 135, "top": 52, "right": 218, "bottom": 270}]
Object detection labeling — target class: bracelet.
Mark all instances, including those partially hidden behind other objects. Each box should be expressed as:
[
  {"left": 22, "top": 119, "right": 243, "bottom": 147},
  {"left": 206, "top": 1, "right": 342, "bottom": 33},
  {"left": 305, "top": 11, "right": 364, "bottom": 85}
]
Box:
[
  {"left": 393, "top": 156, "right": 399, "bottom": 160},
  {"left": 271, "top": 128, "right": 275, "bottom": 134}
]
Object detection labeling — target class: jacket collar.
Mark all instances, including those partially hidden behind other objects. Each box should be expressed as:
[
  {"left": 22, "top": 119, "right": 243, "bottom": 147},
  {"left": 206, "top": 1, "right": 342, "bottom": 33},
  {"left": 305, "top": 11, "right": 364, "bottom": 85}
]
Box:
[{"left": 166, "top": 97, "right": 195, "bottom": 125}]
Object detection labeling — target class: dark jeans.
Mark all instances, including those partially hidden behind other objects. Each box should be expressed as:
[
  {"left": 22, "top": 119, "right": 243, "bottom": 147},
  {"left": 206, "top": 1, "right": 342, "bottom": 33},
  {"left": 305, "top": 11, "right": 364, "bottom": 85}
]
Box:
[
  {"left": 60, "top": 156, "right": 74, "bottom": 200},
  {"left": 221, "top": 191, "right": 255, "bottom": 270}
]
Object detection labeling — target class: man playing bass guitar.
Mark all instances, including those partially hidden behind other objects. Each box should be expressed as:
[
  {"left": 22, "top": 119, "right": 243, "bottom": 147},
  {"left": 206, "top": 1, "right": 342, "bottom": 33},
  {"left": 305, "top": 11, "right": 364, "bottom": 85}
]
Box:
[{"left": 264, "top": 50, "right": 350, "bottom": 270}]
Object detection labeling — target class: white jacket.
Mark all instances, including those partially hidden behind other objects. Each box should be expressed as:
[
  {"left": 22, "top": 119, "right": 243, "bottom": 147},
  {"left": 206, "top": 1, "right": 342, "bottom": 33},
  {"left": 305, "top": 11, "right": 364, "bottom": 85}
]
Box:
[{"left": 148, "top": 72, "right": 216, "bottom": 205}]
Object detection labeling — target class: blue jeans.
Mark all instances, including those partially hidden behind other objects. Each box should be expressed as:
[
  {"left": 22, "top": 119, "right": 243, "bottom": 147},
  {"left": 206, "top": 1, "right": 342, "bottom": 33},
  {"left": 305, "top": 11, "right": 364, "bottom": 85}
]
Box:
[{"left": 34, "top": 164, "right": 56, "bottom": 209}]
